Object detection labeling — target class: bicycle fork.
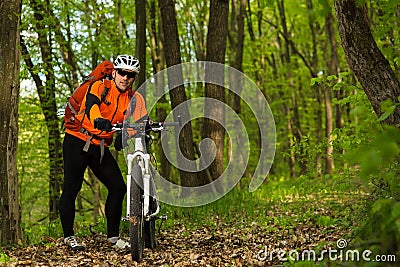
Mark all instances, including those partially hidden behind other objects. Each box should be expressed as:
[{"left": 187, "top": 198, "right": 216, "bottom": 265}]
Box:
[{"left": 124, "top": 151, "right": 160, "bottom": 222}]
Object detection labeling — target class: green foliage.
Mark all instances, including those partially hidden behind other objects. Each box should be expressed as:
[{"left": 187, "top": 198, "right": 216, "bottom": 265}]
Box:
[
  {"left": 18, "top": 98, "right": 49, "bottom": 226},
  {"left": 377, "top": 98, "right": 400, "bottom": 122},
  {"left": 160, "top": 173, "right": 361, "bottom": 237},
  {"left": 345, "top": 124, "right": 400, "bottom": 262},
  {"left": 22, "top": 221, "right": 62, "bottom": 245},
  {"left": 370, "top": 0, "right": 400, "bottom": 72},
  {"left": 0, "top": 251, "right": 11, "bottom": 264},
  {"left": 347, "top": 126, "right": 400, "bottom": 180},
  {"left": 355, "top": 198, "right": 400, "bottom": 260}
]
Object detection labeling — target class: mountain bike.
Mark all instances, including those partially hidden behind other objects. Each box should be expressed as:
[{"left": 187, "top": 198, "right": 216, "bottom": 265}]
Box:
[{"left": 112, "top": 116, "right": 180, "bottom": 261}]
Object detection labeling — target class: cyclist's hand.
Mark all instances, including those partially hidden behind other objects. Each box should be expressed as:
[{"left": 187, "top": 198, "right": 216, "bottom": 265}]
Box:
[
  {"left": 94, "top": 118, "right": 112, "bottom": 132},
  {"left": 114, "top": 133, "right": 123, "bottom": 151}
]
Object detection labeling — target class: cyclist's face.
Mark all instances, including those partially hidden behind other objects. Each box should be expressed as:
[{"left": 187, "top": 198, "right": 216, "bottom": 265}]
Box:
[{"left": 113, "top": 69, "right": 136, "bottom": 91}]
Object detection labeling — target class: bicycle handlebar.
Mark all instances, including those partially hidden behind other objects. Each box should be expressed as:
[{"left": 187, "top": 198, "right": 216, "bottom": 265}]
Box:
[{"left": 111, "top": 115, "right": 182, "bottom": 132}]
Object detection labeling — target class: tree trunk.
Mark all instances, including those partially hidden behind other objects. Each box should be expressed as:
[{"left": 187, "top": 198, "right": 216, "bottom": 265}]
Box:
[
  {"left": 0, "top": 0, "right": 22, "bottom": 246},
  {"left": 325, "top": 10, "right": 344, "bottom": 130},
  {"left": 228, "top": 0, "right": 246, "bottom": 114},
  {"left": 203, "top": 0, "right": 229, "bottom": 182},
  {"left": 191, "top": 1, "right": 208, "bottom": 62},
  {"left": 227, "top": 0, "right": 247, "bottom": 177},
  {"left": 324, "top": 86, "right": 334, "bottom": 174},
  {"left": 334, "top": 0, "right": 400, "bottom": 127},
  {"left": 306, "top": 0, "right": 325, "bottom": 176},
  {"left": 315, "top": 83, "right": 323, "bottom": 176},
  {"left": 148, "top": 0, "right": 171, "bottom": 181},
  {"left": 136, "top": 0, "right": 146, "bottom": 90},
  {"left": 277, "top": 0, "right": 299, "bottom": 178},
  {"left": 88, "top": 168, "right": 103, "bottom": 221},
  {"left": 159, "top": 0, "right": 199, "bottom": 187},
  {"left": 24, "top": 0, "right": 63, "bottom": 222},
  {"left": 52, "top": 4, "right": 78, "bottom": 89},
  {"left": 117, "top": 0, "right": 122, "bottom": 53},
  {"left": 324, "top": 11, "right": 338, "bottom": 174}
]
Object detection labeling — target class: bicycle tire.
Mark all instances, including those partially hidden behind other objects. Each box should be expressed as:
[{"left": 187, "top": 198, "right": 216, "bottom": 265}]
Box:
[
  {"left": 129, "top": 165, "right": 144, "bottom": 262},
  {"left": 144, "top": 169, "right": 157, "bottom": 249},
  {"left": 144, "top": 220, "right": 156, "bottom": 249},
  {"left": 144, "top": 196, "right": 156, "bottom": 249}
]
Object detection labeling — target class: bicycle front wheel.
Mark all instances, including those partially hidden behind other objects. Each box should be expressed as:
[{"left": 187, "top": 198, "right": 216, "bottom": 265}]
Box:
[
  {"left": 129, "top": 165, "right": 144, "bottom": 262},
  {"left": 144, "top": 196, "right": 156, "bottom": 249}
]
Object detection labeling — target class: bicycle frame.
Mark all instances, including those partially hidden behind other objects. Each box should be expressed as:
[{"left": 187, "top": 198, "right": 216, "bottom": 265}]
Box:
[{"left": 124, "top": 137, "right": 159, "bottom": 222}]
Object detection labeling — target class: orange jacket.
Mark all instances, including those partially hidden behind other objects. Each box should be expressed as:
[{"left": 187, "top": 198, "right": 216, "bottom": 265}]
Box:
[{"left": 66, "top": 80, "right": 147, "bottom": 146}]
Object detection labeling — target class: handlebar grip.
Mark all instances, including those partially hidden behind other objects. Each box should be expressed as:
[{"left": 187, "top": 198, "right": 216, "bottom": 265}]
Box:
[{"left": 112, "top": 116, "right": 182, "bottom": 131}]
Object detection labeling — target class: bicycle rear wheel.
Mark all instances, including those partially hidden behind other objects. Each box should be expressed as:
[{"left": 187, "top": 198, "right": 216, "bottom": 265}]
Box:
[{"left": 129, "top": 165, "right": 144, "bottom": 262}]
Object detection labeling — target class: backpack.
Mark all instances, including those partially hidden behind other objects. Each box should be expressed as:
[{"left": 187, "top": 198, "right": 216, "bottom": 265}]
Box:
[{"left": 64, "top": 60, "right": 114, "bottom": 132}]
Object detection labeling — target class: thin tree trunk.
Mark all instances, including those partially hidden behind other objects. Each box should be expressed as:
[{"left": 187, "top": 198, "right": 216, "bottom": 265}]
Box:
[
  {"left": 53, "top": 3, "right": 78, "bottom": 89},
  {"left": 228, "top": 0, "right": 246, "bottom": 175},
  {"left": 0, "top": 0, "right": 22, "bottom": 246},
  {"left": 88, "top": 168, "right": 103, "bottom": 221},
  {"left": 324, "top": 86, "right": 334, "bottom": 174},
  {"left": 136, "top": 0, "right": 146, "bottom": 91},
  {"left": 148, "top": 0, "right": 171, "bottom": 181},
  {"left": 228, "top": 0, "right": 246, "bottom": 114},
  {"left": 117, "top": 0, "right": 122, "bottom": 53},
  {"left": 325, "top": 10, "right": 344, "bottom": 131},
  {"left": 292, "top": 87, "right": 307, "bottom": 175},
  {"left": 28, "top": 0, "right": 63, "bottom": 221},
  {"left": 191, "top": 1, "right": 208, "bottom": 62},
  {"left": 315, "top": 84, "right": 323, "bottom": 176},
  {"left": 277, "top": 0, "right": 297, "bottom": 178},
  {"left": 324, "top": 11, "right": 338, "bottom": 174},
  {"left": 306, "top": 0, "right": 325, "bottom": 176}
]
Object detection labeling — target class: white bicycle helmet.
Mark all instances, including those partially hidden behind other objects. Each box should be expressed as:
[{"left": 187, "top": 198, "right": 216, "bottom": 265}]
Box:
[{"left": 114, "top": 54, "right": 140, "bottom": 73}]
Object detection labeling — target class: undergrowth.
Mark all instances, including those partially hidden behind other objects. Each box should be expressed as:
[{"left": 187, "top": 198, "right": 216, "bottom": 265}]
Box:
[{"left": 20, "top": 172, "right": 366, "bottom": 246}]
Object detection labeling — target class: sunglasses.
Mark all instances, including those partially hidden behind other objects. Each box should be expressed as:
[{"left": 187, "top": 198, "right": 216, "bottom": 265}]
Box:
[{"left": 116, "top": 69, "right": 136, "bottom": 79}]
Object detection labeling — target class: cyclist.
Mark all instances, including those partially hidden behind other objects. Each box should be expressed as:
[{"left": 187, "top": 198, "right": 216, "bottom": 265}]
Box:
[{"left": 59, "top": 55, "right": 147, "bottom": 250}]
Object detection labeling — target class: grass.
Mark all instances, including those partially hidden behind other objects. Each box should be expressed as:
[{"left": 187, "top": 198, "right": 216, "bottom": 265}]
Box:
[
  {"left": 158, "top": 173, "right": 366, "bottom": 236},
  {"left": 18, "top": 172, "right": 367, "bottom": 251}
]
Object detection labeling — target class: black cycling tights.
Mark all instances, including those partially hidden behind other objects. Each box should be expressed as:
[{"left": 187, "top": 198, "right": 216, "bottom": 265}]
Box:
[{"left": 59, "top": 133, "right": 126, "bottom": 238}]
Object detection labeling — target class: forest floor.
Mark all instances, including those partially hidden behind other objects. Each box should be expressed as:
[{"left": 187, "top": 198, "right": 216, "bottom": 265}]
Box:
[{"left": 2, "top": 177, "right": 366, "bottom": 266}]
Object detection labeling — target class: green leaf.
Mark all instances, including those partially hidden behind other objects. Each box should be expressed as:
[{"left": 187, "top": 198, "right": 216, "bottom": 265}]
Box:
[
  {"left": 310, "top": 77, "right": 322, "bottom": 86},
  {"left": 378, "top": 99, "right": 398, "bottom": 122},
  {"left": 327, "top": 75, "right": 338, "bottom": 82},
  {"left": 0, "top": 253, "right": 9, "bottom": 263},
  {"left": 377, "top": 106, "right": 396, "bottom": 122},
  {"left": 381, "top": 99, "right": 395, "bottom": 111}
]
